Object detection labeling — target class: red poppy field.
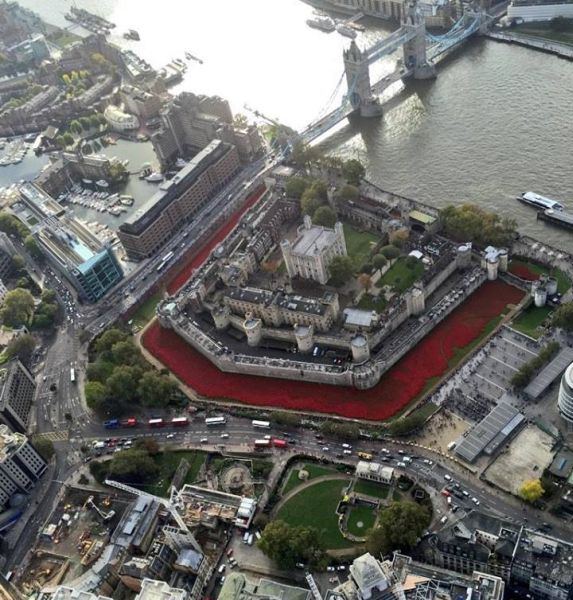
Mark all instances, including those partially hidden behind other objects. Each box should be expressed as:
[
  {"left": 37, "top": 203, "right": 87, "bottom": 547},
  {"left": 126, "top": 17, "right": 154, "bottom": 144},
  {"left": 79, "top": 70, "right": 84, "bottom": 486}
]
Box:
[
  {"left": 508, "top": 261, "right": 539, "bottom": 282},
  {"left": 143, "top": 280, "right": 523, "bottom": 421}
]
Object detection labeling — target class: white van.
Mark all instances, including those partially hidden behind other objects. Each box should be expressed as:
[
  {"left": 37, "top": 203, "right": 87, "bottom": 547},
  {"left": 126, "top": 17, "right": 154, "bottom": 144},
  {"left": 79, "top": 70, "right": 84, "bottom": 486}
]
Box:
[
  {"left": 342, "top": 443, "right": 352, "bottom": 449},
  {"left": 242, "top": 531, "right": 250, "bottom": 544},
  {"left": 247, "top": 533, "right": 254, "bottom": 545},
  {"left": 440, "top": 516, "right": 448, "bottom": 524},
  {"left": 218, "top": 565, "right": 226, "bottom": 574}
]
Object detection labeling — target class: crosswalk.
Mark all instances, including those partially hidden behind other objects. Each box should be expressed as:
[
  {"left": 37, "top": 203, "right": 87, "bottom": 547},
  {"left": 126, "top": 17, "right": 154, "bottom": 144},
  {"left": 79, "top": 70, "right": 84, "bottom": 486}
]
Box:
[{"left": 34, "top": 430, "right": 69, "bottom": 442}]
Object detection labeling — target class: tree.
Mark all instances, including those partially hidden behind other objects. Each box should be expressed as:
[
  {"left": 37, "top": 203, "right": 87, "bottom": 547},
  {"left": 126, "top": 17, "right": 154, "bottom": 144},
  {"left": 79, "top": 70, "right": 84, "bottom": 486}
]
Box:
[
  {"left": 11, "top": 254, "right": 25, "bottom": 271},
  {"left": 41, "top": 289, "right": 56, "bottom": 303},
  {"left": 55, "top": 135, "right": 65, "bottom": 149},
  {"left": 519, "top": 479, "right": 545, "bottom": 503},
  {"left": 63, "top": 132, "right": 74, "bottom": 146},
  {"left": 111, "top": 340, "right": 142, "bottom": 366},
  {"left": 69, "top": 119, "right": 82, "bottom": 135},
  {"left": 388, "top": 411, "right": 427, "bottom": 436},
  {"left": 329, "top": 256, "right": 354, "bottom": 287},
  {"left": 300, "top": 180, "right": 328, "bottom": 215},
  {"left": 0, "top": 213, "right": 28, "bottom": 239},
  {"left": 257, "top": 520, "right": 325, "bottom": 570},
  {"left": 358, "top": 273, "right": 372, "bottom": 291},
  {"left": 107, "top": 365, "right": 141, "bottom": 404},
  {"left": 441, "top": 204, "right": 516, "bottom": 247},
  {"left": 552, "top": 302, "right": 573, "bottom": 332},
  {"left": 138, "top": 371, "right": 177, "bottom": 407},
  {"left": 389, "top": 229, "right": 409, "bottom": 248},
  {"left": 87, "top": 359, "right": 115, "bottom": 383},
  {"left": 109, "top": 161, "right": 127, "bottom": 183},
  {"left": 85, "top": 381, "right": 108, "bottom": 411},
  {"left": 285, "top": 177, "right": 310, "bottom": 200},
  {"left": 366, "top": 501, "right": 431, "bottom": 556},
  {"left": 373, "top": 254, "right": 388, "bottom": 270},
  {"left": 79, "top": 116, "right": 91, "bottom": 131},
  {"left": 320, "top": 420, "right": 360, "bottom": 440},
  {"left": 272, "top": 411, "right": 300, "bottom": 427},
  {"left": 89, "top": 114, "right": 100, "bottom": 128},
  {"left": 32, "top": 437, "right": 55, "bottom": 461},
  {"left": 313, "top": 206, "right": 337, "bottom": 228},
  {"left": 335, "top": 184, "right": 360, "bottom": 203},
  {"left": 381, "top": 245, "right": 400, "bottom": 260},
  {"left": 5, "top": 333, "right": 36, "bottom": 364},
  {"left": 24, "top": 234, "right": 43, "bottom": 260},
  {"left": 107, "top": 448, "right": 159, "bottom": 484},
  {"left": 233, "top": 113, "right": 248, "bottom": 129},
  {"left": 135, "top": 437, "right": 160, "bottom": 456},
  {"left": 1, "top": 288, "right": 35, "bottom": 327},
  {"left": 342, "top": 158, "right": 365, "bottom": 185},
  {"left": 95, "top": 328, "right": 129, "bottom": 355}
]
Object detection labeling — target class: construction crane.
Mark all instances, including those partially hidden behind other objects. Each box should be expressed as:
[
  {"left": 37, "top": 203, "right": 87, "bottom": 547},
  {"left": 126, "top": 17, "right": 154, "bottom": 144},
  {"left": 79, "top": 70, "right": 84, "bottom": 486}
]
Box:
[
  {"left": 85, "top": 496, "right": 115, "bottom": 522},
  {"left": 104, "top": 479, "right": 201, "bottom": 553}
]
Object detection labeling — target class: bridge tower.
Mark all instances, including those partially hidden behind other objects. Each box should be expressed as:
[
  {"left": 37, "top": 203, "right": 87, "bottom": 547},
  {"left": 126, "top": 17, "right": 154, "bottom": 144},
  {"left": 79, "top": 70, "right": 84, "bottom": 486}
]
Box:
[
  {"left": 402, "top": 0, "right": 436, "bottom": 79},
  {"left": 343, "top": 41, "right": 383, "bottom": 118}
]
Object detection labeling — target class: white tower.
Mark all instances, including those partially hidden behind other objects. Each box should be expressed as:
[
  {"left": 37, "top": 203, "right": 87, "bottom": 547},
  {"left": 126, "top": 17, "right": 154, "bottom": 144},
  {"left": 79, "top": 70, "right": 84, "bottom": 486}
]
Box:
[
  {"left": 351, "top": 335, "right": 370, "bottom": 364},
  {"left": 244, "top": 315, "right": 263, "bottom": 347},
  {"left": 294, "top": 324, "right": 314, "bottom": 354},
  {"left": 343, "top": 42, "right": 383, "bottom": 118}
]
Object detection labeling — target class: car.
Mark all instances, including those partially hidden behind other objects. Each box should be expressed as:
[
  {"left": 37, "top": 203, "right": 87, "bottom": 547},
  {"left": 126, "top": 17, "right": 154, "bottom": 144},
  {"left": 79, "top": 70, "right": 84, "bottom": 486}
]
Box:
[
  {"left": 337, "top": 565, "right": 346, "bottom": 572},
  {"left": 200, "top": 438, "right": 208, "bottom": 444},
  {"left": 220, "top": 433, "right": 229, "bottom": 439},
  {"left": 444, "top": 474, "right": 452, "bottom": 481},
  {"left": 217, "top": 565, "right": 226, "bottom": 575},
  {"left": 166, "top": 433, "right": 175, "bottom": 439},
  {"left": 263, "top": 434, "right": 271, "bottom": 440},
  {"left": 441, "top": 489, "right": 450, "bottom": 497},
  {"left": 219, "top": 576, "right": 225, "bottom": 585},
  {"left": 342, "top": 443, "right": 352, "bottom": 449},
  {"left": 226, "top": 548, "right": 234, "bottom": 557},
  {"left": 295, "top": 563, "right": 305, "bottom": 569},
  {"left": 462, "top": 490, "right": 470, "bottom": 497},
  {"left": 472, "top": 497, "right": 480, "bottom": 505},
  {"left": 397, "top": 461, "right": 406, "bottom": 467},
  {"left": 322, "top": 446, "right": 330, "bottom": 452},
  {"left": 343, "top": 449, "right": 352, "bottom": 455},
  {"left": 326, "top": 566, "right": 336, "bottom": 572}
]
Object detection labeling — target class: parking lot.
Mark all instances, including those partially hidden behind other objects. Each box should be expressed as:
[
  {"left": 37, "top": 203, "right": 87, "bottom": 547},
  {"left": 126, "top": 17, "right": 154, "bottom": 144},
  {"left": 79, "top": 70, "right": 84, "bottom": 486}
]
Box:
[{"left": 433, "top": 326, "right": 541, "bottom": 423}]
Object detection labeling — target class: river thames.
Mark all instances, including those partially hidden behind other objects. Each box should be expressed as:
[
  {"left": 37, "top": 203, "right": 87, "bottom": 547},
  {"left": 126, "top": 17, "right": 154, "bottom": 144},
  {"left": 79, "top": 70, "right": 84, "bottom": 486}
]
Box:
[{"left": 9, "top": 0, "right": 573, "bottom": 249}]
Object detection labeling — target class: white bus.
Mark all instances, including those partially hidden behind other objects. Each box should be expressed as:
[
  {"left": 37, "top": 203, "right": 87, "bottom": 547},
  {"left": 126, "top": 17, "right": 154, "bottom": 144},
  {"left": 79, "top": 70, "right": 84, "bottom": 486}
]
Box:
[
  {"left": 252, "top": 420, "right": 270, "bottom": 429},
  {"left": 205, "top": 417, "right": 227, "bottom": 427},
  {"left": 70, "top": 368, "right": 76, "bottom": 383}
]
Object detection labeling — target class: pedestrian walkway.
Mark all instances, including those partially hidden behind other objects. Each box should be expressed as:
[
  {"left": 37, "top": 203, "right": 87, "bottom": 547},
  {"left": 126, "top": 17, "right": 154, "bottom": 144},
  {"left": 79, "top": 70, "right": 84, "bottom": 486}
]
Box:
[
  {"left": 487, "top": 31, "right": 573, "bottom": 60},
  {"left": 35, "top": 430, "right": 69, "bottom": 442}
]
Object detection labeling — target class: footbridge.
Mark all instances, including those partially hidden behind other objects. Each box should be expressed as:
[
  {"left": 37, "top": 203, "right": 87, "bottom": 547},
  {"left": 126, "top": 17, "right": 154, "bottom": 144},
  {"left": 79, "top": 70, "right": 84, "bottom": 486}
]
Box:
[{"left": 300, "top": 2, "right": 487, "bottom": 144}]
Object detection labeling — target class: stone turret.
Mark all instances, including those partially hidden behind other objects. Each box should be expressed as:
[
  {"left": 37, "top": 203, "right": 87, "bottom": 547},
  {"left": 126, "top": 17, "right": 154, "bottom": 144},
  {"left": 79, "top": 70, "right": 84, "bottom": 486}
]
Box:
[
  {"left": 351, "top": 335, "right": 370, "bottom": 364},
  {"left": 294, "top": 324, "right": 314, "bottom": 354},
  {"left": 343, "top": 41, "right": 383, "bottom": 118},
  {"left": 243, "top": 313, "right": 263, "bottom": 347}
]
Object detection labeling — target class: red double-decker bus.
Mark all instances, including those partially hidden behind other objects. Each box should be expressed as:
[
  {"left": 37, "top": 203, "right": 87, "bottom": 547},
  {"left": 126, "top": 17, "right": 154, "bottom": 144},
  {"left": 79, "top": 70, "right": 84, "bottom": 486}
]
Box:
[
  {"left": 272, "top": 439, "right": 288, "bottom": 449},
  {"left": 148, "top": 418, "right": 165, "bottom": 428},
  {"left": 171, "top": 417, "right": 189, "bottom": 427},
  {"left": 121, "top": 417, "right": 138, "bottom": 428}
]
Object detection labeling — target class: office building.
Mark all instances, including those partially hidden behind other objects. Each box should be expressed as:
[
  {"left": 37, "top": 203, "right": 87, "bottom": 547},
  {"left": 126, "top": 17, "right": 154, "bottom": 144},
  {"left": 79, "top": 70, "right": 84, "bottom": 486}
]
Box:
[
  {"left": 16, "top": 183, "right": 123, "bottom": 302},
  {"left": 151, "top": 92, "right": 261, "bottom": 167},
  {"left": 118, "top": 140, "right": 240, "bottom": 260},
  {"left": 0, "top": 424, "right": 47, "bottom": 508},
  {"left": 0, "top": 233, "right": 16, "bottom": 281},
  {"left": 0, "top": 359, "right": 36, "bottom": 433},
  {"left": 120, "top": 85, "right": 163, "bottom": 121},
  {"left": 0, "top": 280, "right": 7, "bottom": 303},
  {"left": 135, "top": 579, "right": 187, "bottom": 600},
  {"left": 103, "top": 105, "right": 139, "bottom": 132},
  {"left": 281, "top": 216, "right": 348, "bottom": 285},
  {"left": 558, "top": 362, "right": 573, "bottom": 423}
]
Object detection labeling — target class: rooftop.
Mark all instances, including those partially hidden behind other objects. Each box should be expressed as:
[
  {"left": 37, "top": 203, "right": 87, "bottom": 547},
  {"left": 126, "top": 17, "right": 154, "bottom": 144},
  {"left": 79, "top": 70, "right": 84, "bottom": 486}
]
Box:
[
  {"left": 121, "top": 139, "right": 231, "bottom": 234},
  {"left": 292, "top": 224, "right": 338, "bottom": 257},
  {"left": 135, "top": 579, "right": 187, "bottom": 600},
  {"left": 454, "top": 399, "right": 524, "bottom": 463},
  {"left": 524, "top": 347, "right": 573, "bottom": 398},
  {"left": 409, "top": 210, "right": 436, "bottom": 225}
]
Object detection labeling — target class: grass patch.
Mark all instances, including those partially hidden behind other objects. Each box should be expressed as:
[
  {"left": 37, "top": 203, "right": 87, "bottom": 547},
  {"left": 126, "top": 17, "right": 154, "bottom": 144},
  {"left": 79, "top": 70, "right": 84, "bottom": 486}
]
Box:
[
  {"left": 131, "top": 292, "right": 162, "bottom": 328},
  {"left": 512, "top": 22, "right": 573, "bottom": 46},
  {"left": 343, "top": 223, "right": 380, "bottom": 267},
  {"left": 353, "top": 479, "right": 390, "bottom": 499},
  {"left": 346, "top": 504, "right": 377, "bottom": 537},
  {"left": 276, "top": 478, "right": 353, "bottom": 549},
  {"left": 512, "top": 305, "right": 553, "bottom": 339},
  {"left": 357, "top": 293, "right": 387, "bottom": 312},
  {"left": 282, "top": 463, "right": 337, "bottom": 495},
  {"left": 379, "top": 257, "right": 424, "bottom": 293},
  {"left": 142, "top": 450, "right": 205, "bottom": 497}
]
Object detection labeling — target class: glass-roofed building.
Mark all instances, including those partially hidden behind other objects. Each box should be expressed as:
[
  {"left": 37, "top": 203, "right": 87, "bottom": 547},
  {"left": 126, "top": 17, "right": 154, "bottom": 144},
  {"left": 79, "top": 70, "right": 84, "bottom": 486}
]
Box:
[{"left": 16, "top": 183, "right": 123, "bottom": 302}]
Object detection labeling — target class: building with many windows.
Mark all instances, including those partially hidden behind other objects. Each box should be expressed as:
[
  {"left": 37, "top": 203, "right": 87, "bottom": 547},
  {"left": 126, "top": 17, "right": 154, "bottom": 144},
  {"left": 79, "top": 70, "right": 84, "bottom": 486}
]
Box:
[
  {"left": 0, "top": 359, "right": 36, "bottom": 433},
  {"left": 151, "top": 92, "right": 262, "bottom": 167},
  {"left": 281, "top": 216, "right": 347, "bottom": 285},
  {"left": 118, "top": 140, "right": 240, "bottom": 260},
  {"left": 15, "top": 183, "right": 123, "bottom": 302},
  {"left": 558, "top": 362, "right": 573, "bottom": 423},
  {"left": 0, "top": 424, "right": 47, "bottom": 508}
]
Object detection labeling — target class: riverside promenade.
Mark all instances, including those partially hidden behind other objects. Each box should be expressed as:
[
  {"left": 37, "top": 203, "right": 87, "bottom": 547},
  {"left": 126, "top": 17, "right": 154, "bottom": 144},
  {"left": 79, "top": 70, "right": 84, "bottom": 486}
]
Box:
[{"left": 487, "top": 30, "right": 573, "bottom": 60}]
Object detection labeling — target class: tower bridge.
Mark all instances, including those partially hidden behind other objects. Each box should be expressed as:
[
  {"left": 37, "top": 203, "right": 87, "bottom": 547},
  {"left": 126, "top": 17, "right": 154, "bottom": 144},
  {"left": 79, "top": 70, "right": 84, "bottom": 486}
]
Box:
[{"left": 300, "top": 1, "right": 487, "bottom": 144}]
